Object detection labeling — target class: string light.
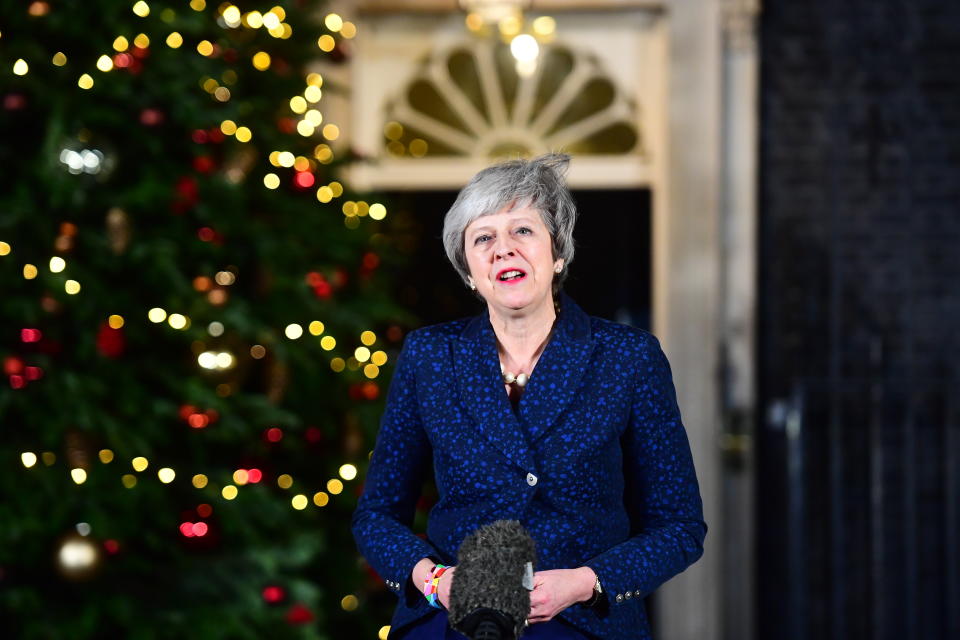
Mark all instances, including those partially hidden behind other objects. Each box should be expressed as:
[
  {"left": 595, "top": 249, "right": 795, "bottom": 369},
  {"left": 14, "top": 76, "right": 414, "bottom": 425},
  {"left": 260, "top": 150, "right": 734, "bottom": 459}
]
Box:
[
  {"left": 52, "top": 52, "right": 67, "bottom": 66},
  {"left": 324, "top": 14, "right": 343, "bottom": 32},
  {"left": 114, "top": 36, "right": 130, "bottom": 51},
  {"left": 339, "top": 464, "right": 357, "bottom": 481},
  {"left": 148, "top": 307, "right": 167, "bottom": 323},
  {"left": 99, "top": 449, "right": 114, "bottom": 463},
  {"left": 71, "top": 468, "right": 87, "bottom": 484},
  {"left": 222, "top": 485, "right": 238, "bottom": 500},
  {"left": 21, "top": 452, "right": 38, "bottom": 468},
  {"left": 96, "top": 55, "right": 114, "bottom": 72},
  {"left": 50, "top": 256, "right": 66, "bottom": 272},
  {"left": 132, "top": 457, "right": 149, "bottom": 472},
  {"left": 132, "top": 1, "right": 150, "bottom": 18},
  {"left": 285, "top": 324, "right": 303, "bottom": 339},
  {"left": 291, "top": 494, "right": 308, "bottom": 510},
  {"left": 78, "top": 74, "right": 94, "bottom": 89},
  {"left": 64, "top": 280, "right": 81, "bottom": 294},
  {"left": 158, "top": 468, "right": 176, "bottom": 483},
  {"left": 317, "top": 35, "right": 335, "bottom": 52},
  {"left": 13, "top": 59, "right": 29, "bottom": 75}
]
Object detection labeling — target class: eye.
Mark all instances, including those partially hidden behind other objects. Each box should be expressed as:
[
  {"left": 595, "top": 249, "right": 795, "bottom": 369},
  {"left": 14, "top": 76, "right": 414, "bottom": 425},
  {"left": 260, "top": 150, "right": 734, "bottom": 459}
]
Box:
[
  {"left": 473, "top": 233, "right": 492, "bottom": 245},
  {"left": 516, "top": 226, "right": 532, "bottom": 235}
]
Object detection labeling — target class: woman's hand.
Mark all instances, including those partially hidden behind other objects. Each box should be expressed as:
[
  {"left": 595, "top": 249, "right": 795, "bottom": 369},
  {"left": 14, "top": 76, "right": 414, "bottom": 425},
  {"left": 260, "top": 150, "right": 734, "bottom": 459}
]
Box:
[
  {"left": 527, "top": 567, "right": 597, "bottom": 624},
  {"left": 437, "top": 566, "right": 456, "bottom": 608}
]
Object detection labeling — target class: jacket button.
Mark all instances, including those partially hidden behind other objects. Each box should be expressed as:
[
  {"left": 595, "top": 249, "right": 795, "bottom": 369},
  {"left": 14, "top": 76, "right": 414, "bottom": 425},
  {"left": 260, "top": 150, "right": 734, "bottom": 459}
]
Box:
[
  {"left": 526, "top": 473, "right": 538, "bottom": 486},
  {"left": 615, "top": 594, "right": 624, "bottom": 603},
  {"left": 625, "top": 591, "right": 633, "bottom": 599}
]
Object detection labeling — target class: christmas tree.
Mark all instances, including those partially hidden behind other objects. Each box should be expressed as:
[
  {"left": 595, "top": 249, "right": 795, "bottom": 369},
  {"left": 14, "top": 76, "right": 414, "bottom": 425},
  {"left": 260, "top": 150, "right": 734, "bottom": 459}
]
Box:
[{"left": 1, "top": 2, "right": 410, "bottom": 637}]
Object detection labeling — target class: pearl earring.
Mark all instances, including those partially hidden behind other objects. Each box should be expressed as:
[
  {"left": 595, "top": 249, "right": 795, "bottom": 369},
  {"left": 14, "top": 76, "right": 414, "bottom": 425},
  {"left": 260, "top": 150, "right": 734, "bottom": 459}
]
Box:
[
  {"left": 554, "top": 263, "right": 563, "bottom": 274},
  {"left": 467, "top": 278, "right": 476, "bottom": 290}
]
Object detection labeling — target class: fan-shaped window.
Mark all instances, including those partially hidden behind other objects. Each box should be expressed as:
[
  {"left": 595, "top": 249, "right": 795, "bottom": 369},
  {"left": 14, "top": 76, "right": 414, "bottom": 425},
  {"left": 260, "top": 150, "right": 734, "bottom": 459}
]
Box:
[{"left": 382, "top": 40, "right": 642, "bottom": 159}]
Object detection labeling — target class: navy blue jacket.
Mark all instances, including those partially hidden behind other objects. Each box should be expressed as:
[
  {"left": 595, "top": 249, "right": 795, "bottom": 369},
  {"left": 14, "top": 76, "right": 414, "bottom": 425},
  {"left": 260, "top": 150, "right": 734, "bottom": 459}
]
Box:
[{"left": 352, "top": 294, "right": 706, "bottom": 639}]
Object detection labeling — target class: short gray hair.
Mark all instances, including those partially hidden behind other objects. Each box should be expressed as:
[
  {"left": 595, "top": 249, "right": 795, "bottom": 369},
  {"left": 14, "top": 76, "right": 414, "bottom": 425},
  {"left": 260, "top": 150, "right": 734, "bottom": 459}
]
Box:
[{"left": 442, "top": 153, "right": 578, "bottom": 291}]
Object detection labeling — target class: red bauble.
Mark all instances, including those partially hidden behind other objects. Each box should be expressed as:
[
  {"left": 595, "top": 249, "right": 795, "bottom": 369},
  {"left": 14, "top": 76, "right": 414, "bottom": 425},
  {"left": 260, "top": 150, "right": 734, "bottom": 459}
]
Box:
[
  {"left": 285, "top": 603, "right": 314, "bottom": 625},
  {"left": 262, "top": 585, "right": 285, "bottom": 604},
  {"left": 96, "top": 322, "right": 125, "bottom": 358},
  {"left": 192, "top": 155, "right": 215, "bottom": 174},
  {"left": 140, "top": 108, "right": 164, "bottom": 126},
  {"left": 172, "top": 176, "right": 199, "bottom": 214}
]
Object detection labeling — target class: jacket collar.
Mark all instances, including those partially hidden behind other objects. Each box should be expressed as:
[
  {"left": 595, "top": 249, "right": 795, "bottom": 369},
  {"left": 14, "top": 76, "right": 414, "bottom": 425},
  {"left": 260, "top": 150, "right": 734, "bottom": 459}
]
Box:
[{"left": 452, "top": 292, "right": 597, "bottom": 470}]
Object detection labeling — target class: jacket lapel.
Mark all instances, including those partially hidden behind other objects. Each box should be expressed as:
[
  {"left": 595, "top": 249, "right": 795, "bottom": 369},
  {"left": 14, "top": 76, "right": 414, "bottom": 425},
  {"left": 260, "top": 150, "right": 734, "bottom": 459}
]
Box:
[
  {"left": 452, "top": 311, "right": 535, "bottom": 472},
  {"left": 518, "top": 294, "right": 596, "bottom": 444}
]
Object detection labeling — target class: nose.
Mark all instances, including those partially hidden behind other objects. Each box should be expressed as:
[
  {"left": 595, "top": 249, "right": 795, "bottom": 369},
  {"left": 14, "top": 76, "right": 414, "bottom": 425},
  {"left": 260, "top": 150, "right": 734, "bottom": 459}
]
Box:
[{"left": 493, "top": 237, "right": 515, "bottom": 260}]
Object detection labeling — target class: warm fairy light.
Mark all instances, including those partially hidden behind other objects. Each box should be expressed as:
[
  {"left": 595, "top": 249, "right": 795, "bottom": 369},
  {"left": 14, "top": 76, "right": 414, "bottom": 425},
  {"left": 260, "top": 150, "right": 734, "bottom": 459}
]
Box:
[
  {"left": 122, "top": 474, "right": 137, "bottom": 488},
  {"left": 533, "top": 16, "right": 557, "bottom": 36},
  {"left": 214, "top": 271, "right": 235, "bottom": 286},
  {"left": 330, "top": 357, "right": 345, "bottom": 372},
  {"left": 71, "top": 468, "right": 87, "bottom": 484},
  {"left": 235, "top": 127, "right": 252, "bottom": 142},
  {"left": 314, "top": 144, "right": 333, "bottom": 163},
  {"left": 313, "top": 491, "right": 329, "bottom": 507},
  {"left": 369, "top": 203, "right": 387, "bottom": 220},
  {"left": 317, "top": 35, "right": 335, "bottom": 52},
  {"left": 263, "top": 173, "right": 280, "bottom": 189},
  {"left": 250, "top": 344, "right": 266, "bottom": 359},
  {"left": 192, "top": 474, "right": 208, "bottom": 488},
  {"left": 296, "top": 120, "right": 315, "bottom": 137},
  {"left": 132, "top": 457, "right": 149, "bottom": 472},
  {"left": 316, "top": 186, "right": 333, "bottom": 203},
  {"left": 342, "top": 202, "right": 357, "bottom": 217},
  {"left": 341, "top": 21, "right": 357, "bottom": 39},
  {"left": 320, "top": 336, "right": 336, "bottom": 351},
  {"left": 304, "top": 85, "right": 322, "bottom": 103},
  {"left": 132, "top": 1, "right": 150, "bottom": 17},
  {"left": 372, "top": 350, "right": 388, "bottom": 366},
  {"left": 42, "top": 452, "right": 56, "bottom": 466},
  {"left": 166, "top": 32, "right": 183, "bottom": 48},
  {"left": 233, "top": 469, "right": 249, "bottom": 485},
  {"left": 158, "top": 468, "right": 176, "bottom": 483},
  {"left": 285, "top": 324, "right": 303, "bottom": 340},
  {"left": 49, "top": 256, "right": 66, "bottom": 272},
  {"left": 168, "top": 313, "right": 188, "bottom": 329},
  {"left": 216, "top": 351, "right": 233, "bottom": 369},
  {"left": 220, "top": 120, "right": 237, "bottom": 135},
  {"left": 78, "top": 74, "right": 94, "bottom": 89},
  {"left": 197, "top": 40, "right": 214, "bottom": 56},
  {"left": 324, "top": 13, "right": 343, "bottom": 31},
  {"left": 222, "top": 5, "right": 241, "bottom": 27},
  {"left": 364, "top": 364, "right": 380, "bottom": 378},
  {"left": 245, "top": 10, "right": 264, "bottom": 28},
  {"left": 108, "top": 315, "right": 124, "bottom": 329},
  {"left": 214, "top": 87, "right": 231, "bottom": 102},
  {"left": 341, "top": 595, "right": 359, "bottom": 611},
  {"left": 96, "top": 55, "right": 114, "bottom": 72},
  {"left": 13, "top": 59, "right": 29, "bottom": 75},
  {"left": 198, "top": 351, "right": 217, "bottom": 369},
  {"left": 262, "top": 11, "right": 280, "bottom": 30},
  {"left": 360, "top": 330, "right": 376, "bottom": 346},
  {"left": 190, "top": 0, "right": 205, "bottom": 11},
  {"left": 322, "top": 124, "right": 340, "bottom": 140},
  {"left": 278, "top": 151, "right": 295, "bottom": 167},
  {"left": 339, "top": 464, "right": 357, "bottom": 481},
  {"left": 289, "top": 96, "right": 307, "bottom": 114},
  {"left": 207, "top": 321, "right": 224, "bottom": 337},
  {"left": 293, "top": 156, "right": 311, "bottom": 171},
  {"left": 252, "top": 51, "right": 271, "bottom": 70},
  {"left": 99, "top": 449, "right": 114, "bottom": 463},
  {"left": 65, "top": 280, "right": 81, "bottom": 295},
  {"left": 510, "top": 34, "right": 539, "bottom": 63},
  {"left": 21, "top": 452, "right": 37, "bottom": 468},
  {"left": 384, "top": 121, "right": 403, "bottom": 140},
  {"left": 306, "top": 72, "right": 323, "bottom": 87},
  {"left": 305, "top": 110, "right": 323, "bottom": 127},
  {"left": 291, "top": 494, "right": 308, "bottom": 510},
  {"left": 379, "top": 626, "right": 391, "bottom": 640},
  {"left": 222, "top": 485, "right": 238, "bottom": 500},
  {"left": 329, "top": 181, "right": 343, "bottom": 197},
  {"left": 327, "top": 479, "right": 343, "bottom": 495},
  {"left": 354, "top": 346, "right": 371, "bottom": 362},
  {"left": 148, "top": 307, "right": 167, "bottom": 323},
  {"left": 52, "top": 52, "right": 67, "bottom": 66},
  {"left": 499, "top": 15, "right": 521, "bottom": 37},
  {"left": 277, "top": 474, "right": 293, "bottom": 489},
  {"left": 465, "top": 12, "right": 484, "bottom": 31},
  {"left": 308, "top": 320, "right": 325, "bottom": 336},
  {"left": 113, "top": 36, "right": 130, "bottom": 52}
]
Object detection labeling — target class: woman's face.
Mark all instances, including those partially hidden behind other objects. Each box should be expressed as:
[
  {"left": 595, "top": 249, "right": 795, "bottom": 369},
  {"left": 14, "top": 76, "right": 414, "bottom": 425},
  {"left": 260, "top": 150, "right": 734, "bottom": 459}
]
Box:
[{"left": 463, "top": 205, "right": 561, "bottom": 315}]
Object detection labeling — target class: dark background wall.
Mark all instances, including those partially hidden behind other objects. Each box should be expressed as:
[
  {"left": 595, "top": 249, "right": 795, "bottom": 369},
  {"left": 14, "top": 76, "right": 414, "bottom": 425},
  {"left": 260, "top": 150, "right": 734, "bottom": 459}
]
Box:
[{"left": 758, "top": 2, "right": 960, "bottom": 639}]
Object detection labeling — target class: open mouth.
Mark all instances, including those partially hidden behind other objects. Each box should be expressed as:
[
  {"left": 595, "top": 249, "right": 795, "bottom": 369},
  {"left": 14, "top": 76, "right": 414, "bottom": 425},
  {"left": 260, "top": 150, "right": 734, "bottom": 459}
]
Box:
[{"left": 496, "top": 269, "right": 527, "bottom": 283}]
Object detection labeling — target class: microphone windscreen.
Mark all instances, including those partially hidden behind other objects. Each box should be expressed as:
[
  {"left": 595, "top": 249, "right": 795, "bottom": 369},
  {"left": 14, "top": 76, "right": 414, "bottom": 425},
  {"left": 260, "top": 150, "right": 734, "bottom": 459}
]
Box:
[{"left": 448, "top": 520, "right": 537, "bottom": 639}]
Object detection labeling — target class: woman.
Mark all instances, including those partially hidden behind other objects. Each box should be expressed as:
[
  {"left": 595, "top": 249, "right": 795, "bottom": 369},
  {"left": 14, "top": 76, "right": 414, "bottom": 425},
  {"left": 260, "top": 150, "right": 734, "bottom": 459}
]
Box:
[{"left": 352, "top": 153, "right": 706, "bottom": 639}]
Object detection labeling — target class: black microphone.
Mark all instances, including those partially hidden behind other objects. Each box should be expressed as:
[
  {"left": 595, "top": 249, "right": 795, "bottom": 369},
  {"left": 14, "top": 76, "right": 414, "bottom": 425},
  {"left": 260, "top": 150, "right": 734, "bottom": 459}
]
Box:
[{"left": 447, "top": 520, "right": 537, "bottom": 640}]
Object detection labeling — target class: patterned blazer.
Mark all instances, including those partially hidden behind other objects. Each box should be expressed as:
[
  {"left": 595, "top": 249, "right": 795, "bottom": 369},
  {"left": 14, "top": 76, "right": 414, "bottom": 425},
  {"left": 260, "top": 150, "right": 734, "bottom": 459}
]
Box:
[{"left": 351, "top": 293, "right": 706, "bottom": 639}]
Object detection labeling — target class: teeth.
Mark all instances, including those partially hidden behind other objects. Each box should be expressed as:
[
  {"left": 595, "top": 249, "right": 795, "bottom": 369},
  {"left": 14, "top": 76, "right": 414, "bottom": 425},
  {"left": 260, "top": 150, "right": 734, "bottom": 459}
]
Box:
[{"left": 499, "top": 270, "right": 524, "bottom": 280}]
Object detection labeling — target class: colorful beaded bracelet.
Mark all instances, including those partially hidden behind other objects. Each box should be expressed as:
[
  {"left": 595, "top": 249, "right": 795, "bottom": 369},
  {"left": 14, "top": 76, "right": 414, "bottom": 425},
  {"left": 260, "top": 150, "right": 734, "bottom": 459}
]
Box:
[{"left": 423, "top": 564, "right": 449, "bottom": 609}]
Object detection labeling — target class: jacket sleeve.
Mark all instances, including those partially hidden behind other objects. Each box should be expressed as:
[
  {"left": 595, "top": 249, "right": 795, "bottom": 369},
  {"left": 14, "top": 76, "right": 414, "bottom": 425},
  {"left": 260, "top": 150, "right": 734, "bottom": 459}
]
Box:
[
  {"left": 584, "top": 333, "right": 707, "bottom": 607},
  {"left": 351, "top": 332, "right": 439, "bottom": 603}
]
